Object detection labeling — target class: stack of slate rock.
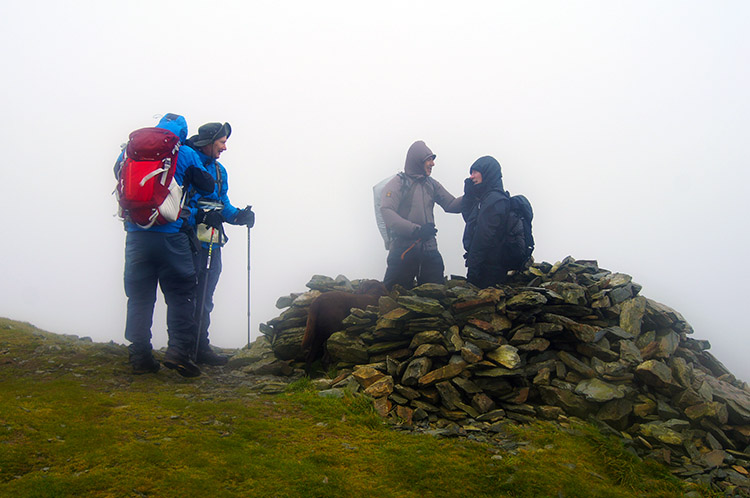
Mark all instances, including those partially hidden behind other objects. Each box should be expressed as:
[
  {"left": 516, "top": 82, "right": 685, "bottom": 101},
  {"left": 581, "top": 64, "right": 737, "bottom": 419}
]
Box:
[{"left": 254, "top": 257, "right": 750, "bottom": 494}]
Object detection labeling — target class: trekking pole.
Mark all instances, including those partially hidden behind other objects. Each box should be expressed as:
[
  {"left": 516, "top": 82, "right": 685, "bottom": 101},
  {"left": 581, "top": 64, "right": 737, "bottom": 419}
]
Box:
[
  {"left": 247, "top": 226, "right": 258, "bottom": 347},
  {"left": 195, "top": 227, "right": 216, "bottom": 361}
]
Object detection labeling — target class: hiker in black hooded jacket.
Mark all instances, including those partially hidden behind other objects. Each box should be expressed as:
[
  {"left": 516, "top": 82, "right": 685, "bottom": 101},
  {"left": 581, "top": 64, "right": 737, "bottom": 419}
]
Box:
[{"left": 462, "top": 156, "right": 510, "bottom": 288}]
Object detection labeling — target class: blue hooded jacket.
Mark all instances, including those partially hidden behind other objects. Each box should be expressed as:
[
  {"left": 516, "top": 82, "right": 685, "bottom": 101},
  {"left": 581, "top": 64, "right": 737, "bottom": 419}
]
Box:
[
  {"left": 187, "top": 147, "right": 241, "bottom": 248},
  {"left": 462, "top": 156, "right": 510, "bottom": 286},
  {"left": 117, "top": 114, "right": 208, "bottom": 233}
]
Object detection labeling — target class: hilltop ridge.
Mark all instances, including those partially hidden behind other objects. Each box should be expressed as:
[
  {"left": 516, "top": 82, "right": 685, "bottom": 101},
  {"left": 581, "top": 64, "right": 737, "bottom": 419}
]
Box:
[
  {"left": 3, "top": 255, "right": 750, "bottom": 495},
  {"left": 0, "top": 317, "right": 691, "bottom": 497}
]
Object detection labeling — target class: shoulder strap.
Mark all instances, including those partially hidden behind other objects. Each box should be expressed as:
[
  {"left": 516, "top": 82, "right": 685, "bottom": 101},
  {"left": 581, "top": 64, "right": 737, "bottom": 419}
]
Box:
[
  {"left": 214, "top": 163, "right": 223, "bottom": 192},
  {"left": 202, "top": 156, "right": 223, "bottom": 194},
  {"left": 396, "top": 173, "right": 417, "bottom": 219}
]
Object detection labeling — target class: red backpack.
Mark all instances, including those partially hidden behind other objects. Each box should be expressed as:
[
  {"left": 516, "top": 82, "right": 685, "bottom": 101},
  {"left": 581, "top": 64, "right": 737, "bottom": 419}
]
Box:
[{"left": 115, "top": 127, "right": 183, "bottom": 228}]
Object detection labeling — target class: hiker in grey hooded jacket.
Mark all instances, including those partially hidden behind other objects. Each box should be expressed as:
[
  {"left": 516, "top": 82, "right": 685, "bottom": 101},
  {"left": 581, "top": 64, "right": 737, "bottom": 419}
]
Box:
[{"left": 380, "top": 140, "right": 463, "bottom": 289}]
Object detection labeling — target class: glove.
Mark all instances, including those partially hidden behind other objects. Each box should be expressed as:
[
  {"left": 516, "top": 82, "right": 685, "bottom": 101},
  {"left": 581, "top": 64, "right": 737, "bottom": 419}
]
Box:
[
  {"left": 416, "top": 223, "right": 437, "bottom": 240},
  {"left": 183, "top": 166, "right": 215, "bottom": 193},
  {"left": 202, "top": 210, "right": 224, "bottom": 230},
  {"left": 235, "top": 206, "right": 255, "bottom": 227},
  {"left": 464, "top": 177, "right": 478, "bottom": 197}
]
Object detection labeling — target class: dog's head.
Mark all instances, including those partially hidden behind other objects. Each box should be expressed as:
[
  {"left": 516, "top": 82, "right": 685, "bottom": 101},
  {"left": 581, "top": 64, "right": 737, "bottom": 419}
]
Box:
[{"left": 356, "top": 279, "right": 388, "bottom": 297}]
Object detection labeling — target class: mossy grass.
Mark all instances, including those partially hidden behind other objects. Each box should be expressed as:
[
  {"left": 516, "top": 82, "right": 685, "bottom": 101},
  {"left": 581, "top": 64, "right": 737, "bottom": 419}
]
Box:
[{"left": 0, "top": 318, "right": 708, "bottom": 497}]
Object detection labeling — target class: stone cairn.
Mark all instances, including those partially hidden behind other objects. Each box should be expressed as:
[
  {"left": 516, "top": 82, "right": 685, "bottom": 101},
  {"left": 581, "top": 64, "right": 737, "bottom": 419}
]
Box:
[{"left": 250, "top": 257, "right": 750, "bottom": 493}]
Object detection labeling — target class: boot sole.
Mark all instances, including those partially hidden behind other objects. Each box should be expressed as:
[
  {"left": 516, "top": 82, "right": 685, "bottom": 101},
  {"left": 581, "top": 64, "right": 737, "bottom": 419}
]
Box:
[{"left": 163, "top": 359, "right": 201, "bottom": 378}]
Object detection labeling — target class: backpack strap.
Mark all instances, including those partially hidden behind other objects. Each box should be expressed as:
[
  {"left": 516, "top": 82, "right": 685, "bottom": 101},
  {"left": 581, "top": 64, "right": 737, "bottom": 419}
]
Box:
[
  {"left": 395, "top": 172, "right": 417, "bottom": 219},
  {"left": 214, "top": 162, "right": 223, "bottom": 193},
  {"left": 200, "top": 157, "right": 223, "bottom": 195},
  {"left": 140, "top": 166, "right": 170, "bottom": 186}
]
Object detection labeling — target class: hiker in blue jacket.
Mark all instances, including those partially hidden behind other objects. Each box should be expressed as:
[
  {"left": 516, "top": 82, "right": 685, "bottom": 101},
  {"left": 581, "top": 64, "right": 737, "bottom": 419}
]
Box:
[
  {"left": 117, "top": 113, "right": 213, "bottom": 377},
  {"left": 462, "top": 156, "right": 510, "bottom": 288},
  {"left": 186, "top": 122, "right": 255, "bottom": 366}
]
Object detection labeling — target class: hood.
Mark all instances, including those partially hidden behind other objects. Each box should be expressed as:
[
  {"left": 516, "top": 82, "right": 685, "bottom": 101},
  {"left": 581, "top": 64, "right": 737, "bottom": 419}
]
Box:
[
  {"left": 156, "top": 113, "right": 189, "bottom": 143},
  {"left": 469, "top": 156, "right": 504, "bottom": 196},
  {"left": 404, "top": 140, "right": 436, "bottom": 177}
]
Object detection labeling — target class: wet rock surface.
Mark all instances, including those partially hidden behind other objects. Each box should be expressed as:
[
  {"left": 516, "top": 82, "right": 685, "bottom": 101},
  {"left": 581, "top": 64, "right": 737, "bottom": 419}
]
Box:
[{"left": 252, "top": 261, "right": 750, "bottom": 496}]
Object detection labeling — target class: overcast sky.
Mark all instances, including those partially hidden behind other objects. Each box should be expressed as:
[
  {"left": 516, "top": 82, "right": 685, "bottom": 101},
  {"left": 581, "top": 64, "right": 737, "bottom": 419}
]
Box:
[{"left": 1, "top": 1, "right": 749, "bottom": 380}]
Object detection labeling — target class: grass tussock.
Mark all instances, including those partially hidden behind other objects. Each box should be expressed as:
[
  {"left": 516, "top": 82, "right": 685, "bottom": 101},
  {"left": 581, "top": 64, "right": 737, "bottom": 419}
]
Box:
[{"left": 0, "top": 318, "right": 704, "bottom": 497}]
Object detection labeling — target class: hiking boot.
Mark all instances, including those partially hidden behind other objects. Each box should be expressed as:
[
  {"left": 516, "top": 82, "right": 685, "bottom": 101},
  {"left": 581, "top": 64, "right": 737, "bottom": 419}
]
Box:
[
  {"left": 163, "top": 349, "right": 201, "bottom": 378},
  {"left": 196, "top": 348, "right": 229, "bottom": 366},
  {"left": 130, "top": 353, "right": 160, "bottom": 375}
]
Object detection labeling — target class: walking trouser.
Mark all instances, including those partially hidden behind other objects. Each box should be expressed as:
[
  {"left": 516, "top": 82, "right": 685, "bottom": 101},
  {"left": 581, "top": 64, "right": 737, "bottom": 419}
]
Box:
[
  {"left": 124, "top": 231, "right": 198, "bottom": 357},
  {"left": 467, "top": 263, "right": 508, "bottom": 289},
  {"left": 383, "top": 240, "right": 445, "bottom": 290}
]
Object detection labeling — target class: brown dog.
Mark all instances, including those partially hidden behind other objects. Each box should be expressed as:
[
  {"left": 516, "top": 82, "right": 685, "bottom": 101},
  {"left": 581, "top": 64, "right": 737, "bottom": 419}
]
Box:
[{"left": 301, "top": 279, "right": 388, "bottom": 372}]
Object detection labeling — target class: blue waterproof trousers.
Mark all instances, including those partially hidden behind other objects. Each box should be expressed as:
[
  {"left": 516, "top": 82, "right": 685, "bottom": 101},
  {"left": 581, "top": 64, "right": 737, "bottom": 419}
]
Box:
[{"left": 124, "top": 231, "right": 198, "bottom": 357}]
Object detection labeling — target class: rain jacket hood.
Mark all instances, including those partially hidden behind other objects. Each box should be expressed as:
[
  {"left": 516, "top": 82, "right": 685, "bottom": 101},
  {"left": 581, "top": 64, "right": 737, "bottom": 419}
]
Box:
[
  {"left": 156, "top": 113, "right": 189, "bottom": 143},
  {"left": 469, "top": 156, "right": 504, "bottom": 198},
  {"left": 404, "top": 140, "right": 436, "bottom": 177}
]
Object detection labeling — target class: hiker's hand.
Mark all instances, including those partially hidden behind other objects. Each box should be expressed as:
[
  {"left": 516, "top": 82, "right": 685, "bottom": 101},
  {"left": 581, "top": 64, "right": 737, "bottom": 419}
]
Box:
[
  {"left": 203, "top": 210, "right": 224, "bottom": 230},
  {"left": 184, "top": 166, "right": 214, "bottom": 193},
  {"left": 464, "top": 178, "right": 478, "bottom": 197},
  {"left": 416, "top": 223, "right": 437, "bottom": 240},
  {"left": 235, "top": 206, "right": 255, "bottom": 227}
]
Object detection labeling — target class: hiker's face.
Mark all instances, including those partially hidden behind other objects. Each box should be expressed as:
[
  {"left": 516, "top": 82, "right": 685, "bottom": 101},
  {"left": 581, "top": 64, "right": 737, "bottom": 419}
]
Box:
[
  {"left": 423, "top": 158, "right": 435, "bottom": 176},
  {"left": 208, "top": 137, "right": 228, "bottom": 159},
  {"left": 470, "top": 170, "right": 483, "bottom": 184}
]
